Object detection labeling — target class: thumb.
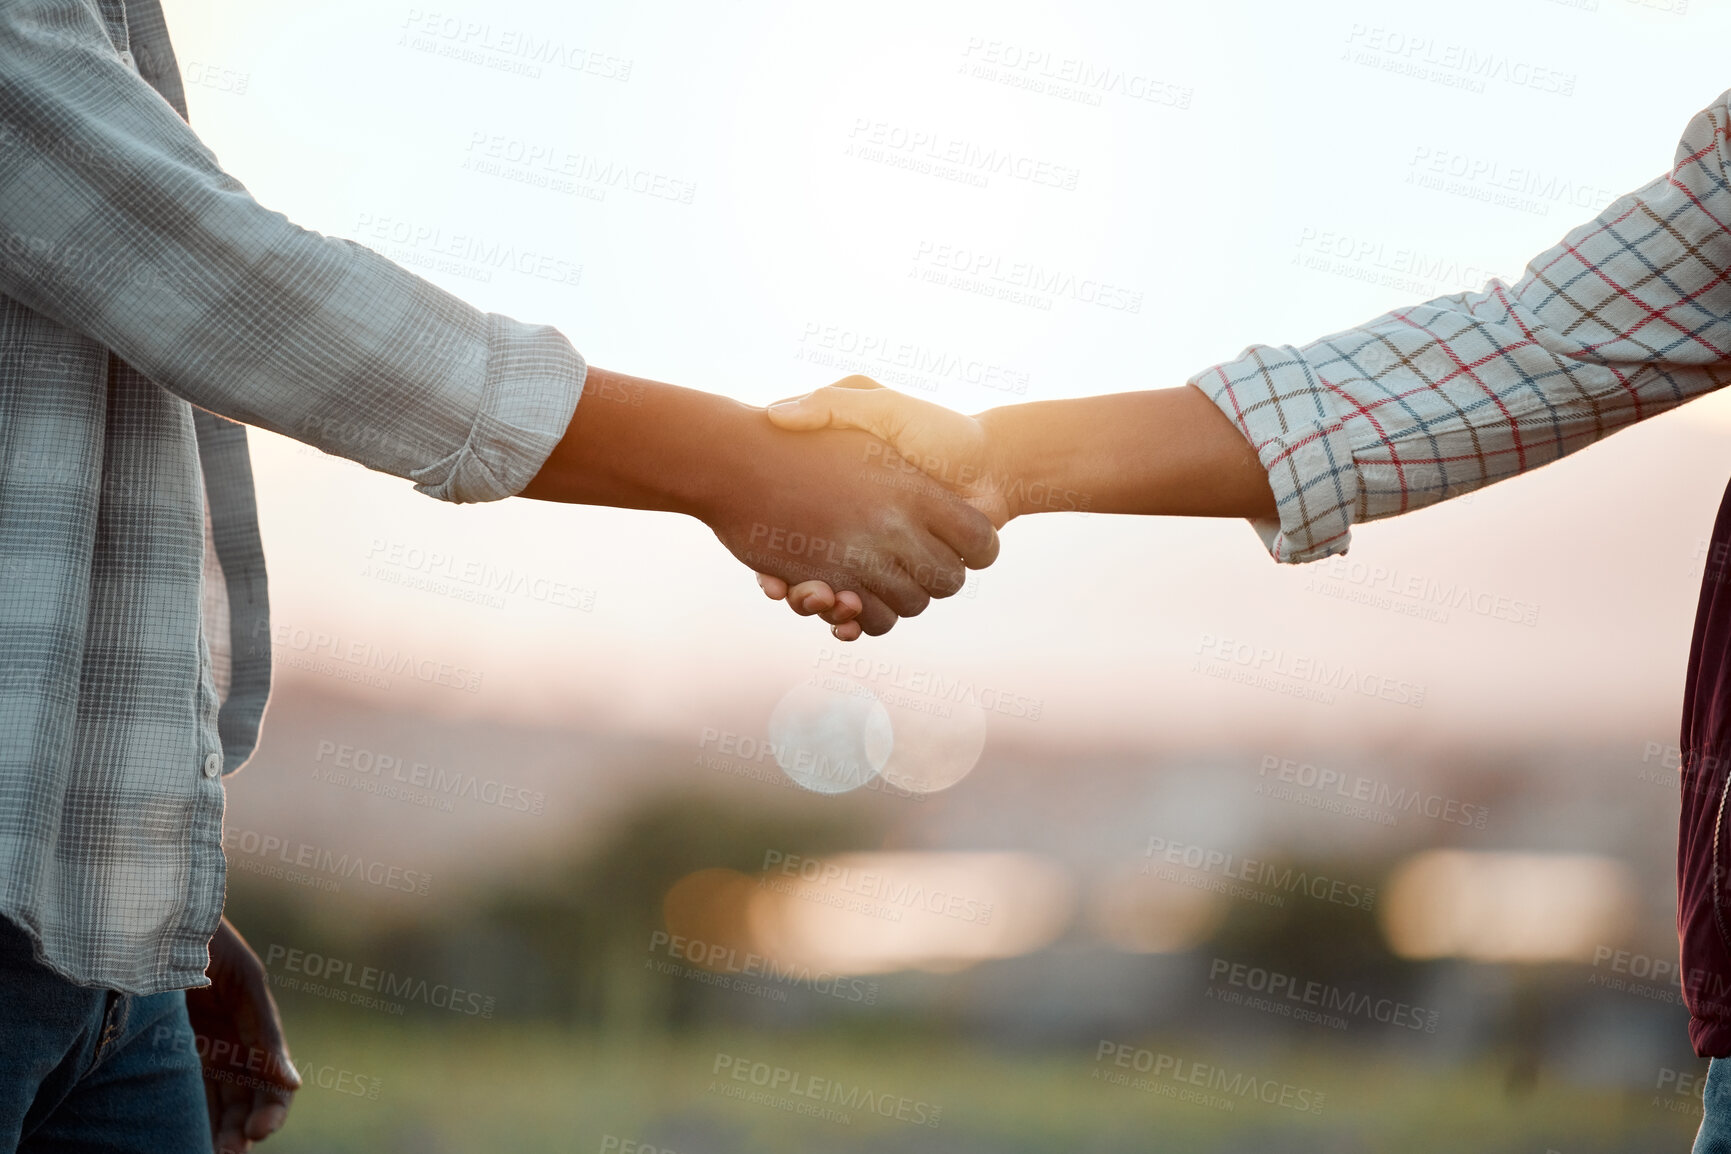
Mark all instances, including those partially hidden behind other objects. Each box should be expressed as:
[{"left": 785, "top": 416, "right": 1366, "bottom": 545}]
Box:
[
  {"left": 764, "top": 392, "right": 837, "bottom": 431},
  {"left": 767, "top": 381, "right": 894, "bottom": 436}
]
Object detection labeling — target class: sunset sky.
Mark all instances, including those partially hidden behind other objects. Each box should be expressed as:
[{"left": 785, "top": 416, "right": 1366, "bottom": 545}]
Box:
[{"left": 159, "top": 0, "right": 1731, "bottom": 757}]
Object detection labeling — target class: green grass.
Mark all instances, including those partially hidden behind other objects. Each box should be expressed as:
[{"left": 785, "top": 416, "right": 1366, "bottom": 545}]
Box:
[{"left": 265, "top": 1012, "right": 1701, "bottom": 1154}]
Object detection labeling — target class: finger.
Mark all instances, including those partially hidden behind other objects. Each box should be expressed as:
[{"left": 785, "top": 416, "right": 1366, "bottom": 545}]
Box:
[
  {"left": 890, "top": 527, "right": 972, "bottom": 600},
  {"left": 784, "top": 580, "right": 836, "bottom": 617},
  {"left": 850, "top": 589, "right": 900, "bottom": 636},
  {"left": 819, "top": 589, "right": 862, "bottom": 625},
  {"left": 757, "top": 573, "right": 790, "bottom": 600},
  {"left": 826, "top": 374, "right": 886, "bottom": 396},
  {"left": 831, "top": 620, "right": 862, "bottom": 642},
  {"left": 210, "top": 919, "right": 300, "bottom": 1098},
  {"left": 853, "top": 561, "right": 930, "bottom": 621},
  {"left": 236, "top": 971, "right": 299, "bottom": 1095},
  {"left": 766, "top": 378, "right": 896, "bottom": 436},
  {"left": 246, "top": 1085, "right": 293, "bottom": 1141},
  {"left": 755, "top": 553, "right": 902, "bottom": 632},
  {"left": 216, "top": 1089, "right": 252, "bottom": 1153},
  {"left": 854, "top": 519, "right": 968, "bottom": 602},
  {"left": 764, "top": 373, "right": 879, "bottom": 410},
  {"left": 922, "top": 490, "right": 1001, "bottom": 568}
]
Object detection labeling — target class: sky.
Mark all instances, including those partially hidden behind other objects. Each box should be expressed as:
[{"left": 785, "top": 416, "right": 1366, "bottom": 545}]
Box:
[{"left": 157, "top": 0, "right": 1731, "bottom": 757}]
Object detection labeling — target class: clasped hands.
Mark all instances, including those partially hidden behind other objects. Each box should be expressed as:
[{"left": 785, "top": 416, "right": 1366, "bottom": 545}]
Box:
[
  {"left": 754, "top": 375, "right": 1014, "bottom": 642},
  {"left": 520, "top": 367, "right": 1007, "bottom": 639},
  {"left": 522, "top": 364, "right": 1269, "bottom": 637}
]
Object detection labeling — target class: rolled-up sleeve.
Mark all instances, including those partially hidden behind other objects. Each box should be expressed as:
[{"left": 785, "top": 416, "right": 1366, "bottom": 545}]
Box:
[
  {"left": 0, "top": 0, "right": 582, "bottom": 503},
  {"left": 1192, "top": 90, "right": 1731, "bottom": 562}
]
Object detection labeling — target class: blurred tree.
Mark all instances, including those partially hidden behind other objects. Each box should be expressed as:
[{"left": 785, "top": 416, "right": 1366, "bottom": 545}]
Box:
[{"left": 477, "top": 790, "right": 876, "bottom": 1031}]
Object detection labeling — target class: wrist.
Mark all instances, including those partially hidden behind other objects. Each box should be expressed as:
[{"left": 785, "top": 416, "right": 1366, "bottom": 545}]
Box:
[
  {"left": 975, "top": 407, "right": 1023, "bottom": 523},
  {"left": 673, "top": 399, "right": 776, "bottom": 529},
  {"left": 631, "top": 386, "right": 766, "bottom": 524},
  {"left": 521, "top": 366, "right": 766, "bottom": 520},
  {"left": 977, "top": 404, "right": 1099, "bottom": 520},
  {"left": 985, "top": 402, "right": 1100, "bottom": 521}
]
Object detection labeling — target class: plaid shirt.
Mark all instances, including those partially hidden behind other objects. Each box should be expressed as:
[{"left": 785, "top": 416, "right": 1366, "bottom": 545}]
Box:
[
  {"left": 1195, "top": 90, "right": 1731, "bottom": 564},
  {"left": 0, "top": 0, "right": 583, "bottom": 993}
]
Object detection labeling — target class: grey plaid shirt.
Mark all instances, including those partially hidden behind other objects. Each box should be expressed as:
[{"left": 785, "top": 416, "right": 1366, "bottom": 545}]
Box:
[
  {"left": 0, "top": 0, "right": 584, "bottom": 993},
  {"left": 1193, "top": 90, "right": 1731, "bottom": 564}
]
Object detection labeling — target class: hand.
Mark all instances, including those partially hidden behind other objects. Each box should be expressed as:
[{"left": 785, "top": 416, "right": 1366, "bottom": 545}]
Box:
[
  {"left": 521, "top": 367, "right": 1000, "bottom": 637},
  {"left": 184, "top": 918, "right": 300, "bottom": 1153},
  {"left": 704, "top": 418, "right": 998, "bottom": 634},
  {"left": 755, "top": 572, "right": 869, "bottom": 641},
  {"left": 753, "top": 379, "right": 1282, "bottom": 638},
  {"left": 768, "top": 377, "right": 1013, "bottom": 524},
  {"left": 755, "top": 376, "right": 1011, "bottom": 639}
]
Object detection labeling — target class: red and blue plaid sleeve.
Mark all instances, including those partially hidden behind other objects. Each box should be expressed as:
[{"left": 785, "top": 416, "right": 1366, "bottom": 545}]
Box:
[{"left": 1193, "top": 91, "right": 1731, "bottom": 563}]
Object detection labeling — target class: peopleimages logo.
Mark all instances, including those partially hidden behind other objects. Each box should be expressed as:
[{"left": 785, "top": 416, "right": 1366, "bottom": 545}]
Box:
[
  {"left": 845, "top": 118, "right": 1082, "bottom": 191},
  {"left": 1340, "top": 23, "right": 1577, "bottom": 97},
  {"left": 363, "top": 538, "right": 597, "bottom": 612},
  {"left": 1193, "top": 633, "right": 1426, "bottom": 709},
  {"left": 463, "top": 132, "right": 695, "bottom": 203},
  {"left": 1405, "top": 146, "right": 1618, "bottom": 218},
  {"left": 1637, "top": 739, "right": 1727, "bottom": 801},
  {"left": 1207, "top": 958, "right": 1439, "bottom": 1033},
  {"left": 695, "top": 727, "right": 927, "bottom": 801},
  {"left": 351, "top": 212, "right": 583, "bottom": 288},
  {"left": 222, "top": 828, "right": 432, "bottom": 896},
  {"left": 1304, "top": 556, "right": 1539, "bottom": 628},
  {"left": 760, "top": 851, "right": 995, "bottom": 925},
  {"left": 1655, "top": 1068, "right": 1706, "bottom": 1117},
  {"left": 957, "top": 38, "right": 1195, "bottom": 109},
  {"left": 1292, "top": 227, "right": 1497, "bottom": 298},
  {"left": 1093, "top": 1041, "right": 1325, "bottom": 1115},
  {"left": 708, "top": 1053, "right": 943, "bottom": 1128},
  {"left": 1590, "top": 945, "right": 1684, "bottom": 1005},
  {"left": 647, "top": 931, "right": 879, "bottom": 1004},
  {"left": 795, "top": 321, "right": 1031, "bottom": 396},
  {"left": 1256, "top": 754, "right": 1488, "bottom": 830},
  {"left": 264, "top": 944, "right": 495, "bottom": 1018},
  {"left": 1142, "top": 836, "right": 1376, "bottom": 911},
  {"left": 811, "top": 647, "right": 1044, "bottom": 720},
  {"left": 150, "top": 1031, "right": 383, "bottom": 1102},
  {"left": 252, "top": 620, "right": 483, "bottom": 694},
  {"left": 399, "top": 9, "right": 633, "bottom": 81},
  {"left": 910, "top": 240, "right": 1144, "bottom": 314},
  {"left": 313, "top": 740, "right": 547, "bottom": 814}
]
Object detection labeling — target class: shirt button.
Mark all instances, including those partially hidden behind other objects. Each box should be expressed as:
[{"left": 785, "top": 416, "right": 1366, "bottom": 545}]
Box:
[{"left": 202, "top": 753, "right": 223, "bottom": 779}]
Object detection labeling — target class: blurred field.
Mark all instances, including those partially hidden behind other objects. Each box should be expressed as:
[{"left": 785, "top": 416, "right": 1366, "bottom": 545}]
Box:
[
  {"left": 219, "top": 749, "right": 1707, "bottom": 1154},
  {"left": 267, "top": 1011, "right": 1699, "bottom": 1154}
]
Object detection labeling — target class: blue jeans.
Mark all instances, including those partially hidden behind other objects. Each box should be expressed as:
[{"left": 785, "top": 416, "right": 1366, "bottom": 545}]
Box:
[
  {"left": 0, "top": 917, "right": 211, "bottom": 1154},
  {"left": 1702, "top": 1059, "right": 1731, "bottom": 1153}
]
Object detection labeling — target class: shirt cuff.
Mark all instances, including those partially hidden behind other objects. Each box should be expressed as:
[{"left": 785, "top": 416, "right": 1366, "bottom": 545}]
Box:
[
  {"left": 410, "top": 315, "right": 586, "bottom": 504},
  {"left": 1190, "top": 343, "right": 1361, "bottom": 564}
]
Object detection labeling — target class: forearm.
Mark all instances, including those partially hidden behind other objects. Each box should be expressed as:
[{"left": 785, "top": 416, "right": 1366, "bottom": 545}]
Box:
[
  {"left": 980, "top": 385, "right": 1275, "bottom": 521},
  {"left": 518, "top": 366, "right": 760, "bottom": 520}
]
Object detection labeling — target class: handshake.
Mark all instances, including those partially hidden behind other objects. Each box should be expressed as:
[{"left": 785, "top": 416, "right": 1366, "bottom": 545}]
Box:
[
  {"left": 521, "top": 365, "right": 1276, "bottom": 638},
  {"left": 753, "top": 376, "right": 1035, "bottom": 641}
]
